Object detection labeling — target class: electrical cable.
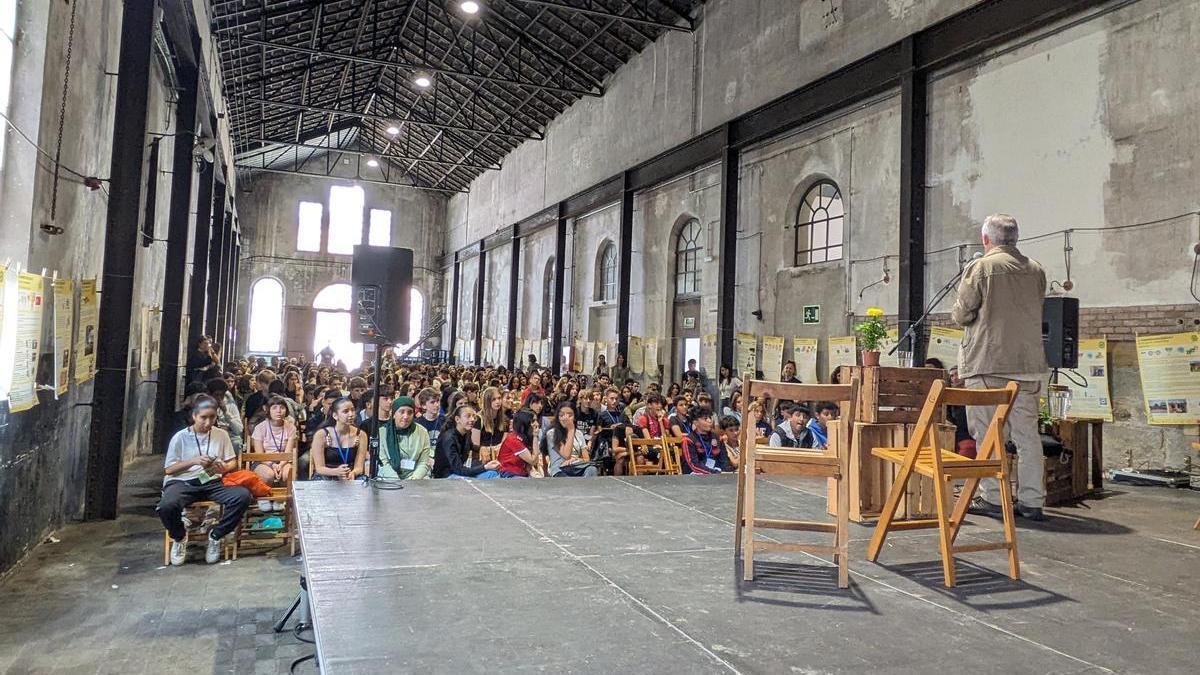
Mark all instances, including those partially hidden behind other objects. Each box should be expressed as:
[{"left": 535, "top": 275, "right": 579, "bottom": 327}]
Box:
[
  {"left": 289, "top": 653, "right": 315, "bottom": 673},
  {"left": 0, "top": 110, "right": 108, "bottom": 185}
]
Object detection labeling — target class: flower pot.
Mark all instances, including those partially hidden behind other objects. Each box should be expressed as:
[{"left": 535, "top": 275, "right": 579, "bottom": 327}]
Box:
[{"left": 861, "top": 350, "right": 880, "bottom": 367}]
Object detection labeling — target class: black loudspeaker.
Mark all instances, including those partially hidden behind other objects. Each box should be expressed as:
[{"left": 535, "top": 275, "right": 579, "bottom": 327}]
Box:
[
  {"left": 1042, "top": 296, "right": 1079, "bottom": 369},
  {"left": 351, "top": 245, "right": 413, "bottom": 345}
]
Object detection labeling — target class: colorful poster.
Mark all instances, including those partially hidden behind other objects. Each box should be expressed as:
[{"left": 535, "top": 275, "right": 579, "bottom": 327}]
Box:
[
  {"left": 1136, "top": 332, "right": 1200, "bottom": 425},
  {"left": 735, "top": 332, "right": 757, "bottom": 379},
  {"left": 628, "top": 336, "right": 644, "bottom": 373},
  {"left": 645, "top": 339, "right": 659, "bottom": 379},
  {"left": 828, "top": 336, "right": 857, "bottom": 380},
  {"left": 10, "top": 273, "right": 45, "bottom": 412},
  {"left": 878, "top": 328, "right": 901, "bottom": 367},
  {"left": 74, "top": 279, "right": 98, "bottom": 383},
  {"left": 700, "top": 334, "right": 718, "bottom": 379},
  {"left": 792, "top": 338, "right": 818, "bottom": 384},
  {"left": 1066, "top": 338, "right": 1113, "bottom": 422},
  {"left": 52, "top": 279, "right": 74, "bottom": 396},
  {"left": 761, "top": 335, "right": 784, "bottom": 381},
  {"left": 926, "top": 326, "right": 963, "bottom": 370}
]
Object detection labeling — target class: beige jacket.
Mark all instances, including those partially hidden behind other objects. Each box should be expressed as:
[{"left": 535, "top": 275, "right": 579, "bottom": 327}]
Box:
[{"left": 951, "top": 245, "right": 1048, "bottom": 378}]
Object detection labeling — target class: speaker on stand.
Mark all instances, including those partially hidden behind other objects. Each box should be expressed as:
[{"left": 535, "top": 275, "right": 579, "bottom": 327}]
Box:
[{"left": 1043, "top": 296, "right": 1080, "bottom": 420}]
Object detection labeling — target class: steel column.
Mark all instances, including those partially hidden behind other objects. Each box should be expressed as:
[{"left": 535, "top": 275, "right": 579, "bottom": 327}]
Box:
[
  {"left": 448, "top": 258, "right": 460, "bottom": 365},
  {"left": 204, "top": 182, "right": 226, "bottom": 338},
  {"left": 85, "top": 0, "right": 157, "bottom": 521},
  {"left": 616, "top": 173, "right": 633, "bottom": 360},
  {"left": 506, "top": 233, "right": 520, "bottom": 370},
  {"left": 188, "top": 162, "right": 214, "bottom": 346},
  {"left": 898, "top": 37, "right": 928, "bottom": 359},
  {"left": 473, "top": 248, "right": 486, "bottom": 365},
  {"left": 717, "top": 127, "right": 739, "bottom": 374},
  {"left": 551, "top": 206, "right": 567, "bottom": 375}
]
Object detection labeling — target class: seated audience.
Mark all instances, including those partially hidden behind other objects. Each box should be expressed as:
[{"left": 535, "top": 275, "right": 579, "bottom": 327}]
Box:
[
  {"left": 434, "top": 403, "right": 501, "bottom": 479},
  {"left": 723, "top": 389, "right": 743, "bottom": 424},
  {"left": 667, "top": 395, "right": 692, "bottom": 437},
  {"left": 769, "top": 402, "right": 815, "bottom": 448},
  {"left": 415, "top": 386, "right": 445, "bottom": 447},
  {"left": 378, "top": 396, "right": 432, "bottom": 480},
  {"left": 717, "top": 364, "right": 742, "bottom": 411},
  {"left": 206, "top": 377, "right": 244, "bottom": 453},
  {"left": 718, "top": 415, "right": 741, "bottom": 466},
  {"left": 249, "top": 395, "right": 297, "bottom": 510},
  {"left": 545, "top": 402, "right": 598, "bottom": 477},
  {"left": 310, "top": 398, "right": 367, "bottom": 480},
  {"left": 679, "top": 406, "right": 735, "bottom": 475},
  {"left": 496, "top": 410, "right": 541, "bottom": 478},
  {"left": 473, "top": 386, "right": 508, "bottom": 460},
  {"left": 807, "top": 401, "right": 838, "bottom": 450}
]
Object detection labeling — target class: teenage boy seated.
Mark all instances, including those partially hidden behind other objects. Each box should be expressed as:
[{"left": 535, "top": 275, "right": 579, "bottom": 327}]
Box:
[
  {"left": 807, "top": 401, "right": 838, "bottom": 450},
  {"left": 678, "top": 407, "right": 735, "bottom": 475},
  {"left": 667, "top": 396, "right": 692, "bottom": 437},
  {"left": 414, "top": 387, "right": 445, "bottom": 447},
  {"left": 718, "top": 415, "right": 741, "bottom": 467},
  {"left": 768, "top": 402, "right": 815, "bottom": 448}
]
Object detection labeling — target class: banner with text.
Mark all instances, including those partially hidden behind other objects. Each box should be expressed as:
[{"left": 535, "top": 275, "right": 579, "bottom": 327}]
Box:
[{"left": 1136, "top": 332, "right": 1200, "bottom": 425}]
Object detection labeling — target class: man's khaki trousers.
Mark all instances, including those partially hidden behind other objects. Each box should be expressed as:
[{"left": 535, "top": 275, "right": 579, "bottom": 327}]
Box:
[{"left": 964, "top": 375, "right": 1044, "bottom": 508}]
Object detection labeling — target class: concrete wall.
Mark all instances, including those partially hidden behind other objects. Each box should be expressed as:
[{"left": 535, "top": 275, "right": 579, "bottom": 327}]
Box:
[{"left": 235, "top": 171, "right": 446, "bottom": 364}]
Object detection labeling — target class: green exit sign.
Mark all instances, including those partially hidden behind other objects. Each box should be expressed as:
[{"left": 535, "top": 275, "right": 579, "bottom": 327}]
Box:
[{"left": 803, "top": 305, "right": 820, "bottom": 324}]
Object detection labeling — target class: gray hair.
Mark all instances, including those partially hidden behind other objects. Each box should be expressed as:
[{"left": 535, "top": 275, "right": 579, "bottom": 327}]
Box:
[{"left": 982, "top": 213, "right": 1019, "bottom": 246}]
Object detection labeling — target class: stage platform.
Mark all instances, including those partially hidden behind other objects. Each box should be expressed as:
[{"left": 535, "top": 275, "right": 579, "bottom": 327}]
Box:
[{"left": 293, "top": 475, "right": 1200, "bottom": 673}]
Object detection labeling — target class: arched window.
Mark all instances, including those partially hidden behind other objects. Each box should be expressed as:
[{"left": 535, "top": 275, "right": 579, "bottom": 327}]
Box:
[
  {"left": 395, "top": 288, "right": 425, "bottom": 356},
  {"left": 595, "top": 241, "right": 616, "bottom": 302},
  {"left": 327, "top": 185, "right": 365, "bottom": 255},
  {"left": 793, "top": 180, "right": 844, "bottom": 265},
  {"left": 541, "top": 257, "right": 555, "bottom": 339},
  {"left": 246, "top": 278, "right": 284, "bottom": 354},
  {"left": 675, "top": 219, "right": 702, "bottom": 295},
  {"left": 312, "top": 282, "right": 364, "bottom": 368}
]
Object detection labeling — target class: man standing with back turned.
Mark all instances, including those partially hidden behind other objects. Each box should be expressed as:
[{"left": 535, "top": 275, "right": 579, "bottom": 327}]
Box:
[{"left": 952, "top": 214, "right": 1049, "bottom": 521}]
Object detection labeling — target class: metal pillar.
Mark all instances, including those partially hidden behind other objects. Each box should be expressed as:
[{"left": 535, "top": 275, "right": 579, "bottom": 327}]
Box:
[
  {"left": 448, "top": 257, "right": 460, "bottom": 364},
  {"left": 717, "top": 126, "right": 739, "bottom": 373},
  {"left": 551, "top": 207, "right": 567, "bottom": 375},
  {"left": 154, "top": 42, "right": 199, "bottom": 452},
  {"left": 473, "top": 248, "right": 486, "bottom": 365},
  {"left": 898, "top": 37, "right": 928, "bottom": 361},
  {"left": 616, "top": 174, "right": 633, "bottom": 359},
  {"left": 204, "top": 183, "right": 226, "bottom": 338},
  {"left": 188, "top": 162, "right": 214, "bottom": 347},
  {"left": 506, "top": 232, "right": 520, "bottom": 370},
  {"left": 85, "top": 0, "right": 157, "bottom": 520}
]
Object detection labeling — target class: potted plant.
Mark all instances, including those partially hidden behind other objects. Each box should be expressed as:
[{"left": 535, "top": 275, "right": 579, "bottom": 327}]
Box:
[{"left": 855, "top": 307, "right": 888, "bottom": 367}]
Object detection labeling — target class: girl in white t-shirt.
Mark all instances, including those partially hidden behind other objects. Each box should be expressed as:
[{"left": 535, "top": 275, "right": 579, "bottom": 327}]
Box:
[{"left": 250, "top": 395, "right": 297, "bottom": 511}]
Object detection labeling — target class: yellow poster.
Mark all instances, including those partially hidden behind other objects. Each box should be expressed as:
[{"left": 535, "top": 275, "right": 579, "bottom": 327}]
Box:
[
  {"left": 1066, "top": 338, "right": 1113, "bottom": 422},
  {"left": 735, "top": 332, "right": 757, "bottom": 379},
  {"left": 74, "top": 279, "right": 98, "bottom": 383},
  {"left": 792, "top": 338, "right": 818, "bottom": 383},
  {"left": 926, "top": 326, "right": 963, "bottom": 370},
  {"left": 828, "top": 336, "right": 857, "bottom": 379},
  {"left": 1136, "top": 332, "right": 1200, "bottom": 425},
  {"left": 700, "top": 334, "right": 718, "bottom": 379},
  {"left": 11, "top": 273, "right": 45, "bottom": 412},
  {"left": 52, "top": 279, "right": 74, "bottom": 396},
  {"left": 645, "top": 339, "right": 659, "bottom": 379},
  {"left": 878, "top": 328, "right": 901, "bottom": 367},
  {"left": 628, "top": 336, "right": 644, "bottom": 373},
  {"left": 761, "top": 335, "right": 784, "bottom": 381}
]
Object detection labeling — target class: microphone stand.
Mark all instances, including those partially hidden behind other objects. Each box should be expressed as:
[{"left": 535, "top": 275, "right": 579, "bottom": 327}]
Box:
[{"left": 889, "top": 257, "right": 976, "bottom": 359}]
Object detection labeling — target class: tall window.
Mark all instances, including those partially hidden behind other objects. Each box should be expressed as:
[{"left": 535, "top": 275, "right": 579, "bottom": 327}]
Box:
[
  {"left": 368, "top": 209, "right": 392, "bottom": 247},
  {"left": 247, "top": 278, "right": 284, "bottom": 354},
  {"left": 675, "top": 219, "right": 702, "bottom": 295},
  {"left": 541, "top": 257, "right": 555, "bottom": 339},
  {"left": 395, "top": 288, "right": 425, "bottom": 356},
  {"left": 595, "top": 241, "right": 616, "bottom": 302},
  {"left": 327, "top": 185, "right": 364, "bottom": 254},
  {"left": 0, "top": 0, "right": 14, "bottom": 170},
  {"left": 297, "top": 201, "right": 323, "bottom": 251},
  {"left": 312, "top": 283, "right": 363, "bottom": 368},
  {"left": 793, "top": 180, "right": 844, "bottom": 265}
]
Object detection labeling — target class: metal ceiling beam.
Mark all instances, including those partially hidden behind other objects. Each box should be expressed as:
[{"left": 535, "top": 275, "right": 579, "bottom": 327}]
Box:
[
  {"left": 241, "top": 38, "right": 600, "bottom": 97},
  {"left": 242, "top": 96, "right": 543, "bottom": 140},
  {"left": 507, "top": 0, "right": 693, "bottom": 32},
  {"left": 238, "top": 136, "right": 501, "bottom": 170},
  {"left": 236, "top": 164, "right": 468, "bottom": 194}
]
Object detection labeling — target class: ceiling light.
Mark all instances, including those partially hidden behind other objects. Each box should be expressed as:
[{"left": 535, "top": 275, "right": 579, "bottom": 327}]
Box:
[
  {"left": 460, "top": 1, "right": 481, "bottom": 14},
  {"left": 367, "top": 158, "right": 379, "bottom": 168},
  {"left": 386, "top": 125, "right": 400, "bottom": 136},
  {"left": 414, "top": 73, "right": 432, "bottom": 88}
]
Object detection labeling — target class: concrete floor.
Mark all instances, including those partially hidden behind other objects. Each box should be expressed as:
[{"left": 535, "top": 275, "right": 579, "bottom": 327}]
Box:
[{"left": 1, "top": 460, "right": 1199, "bottom": 674}]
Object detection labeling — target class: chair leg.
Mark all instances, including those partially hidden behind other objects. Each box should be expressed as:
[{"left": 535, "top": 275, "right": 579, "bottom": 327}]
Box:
[
  {"left": 836, "top": 474, "right": 850, "bottom": 589},
  {"left": 933, "top": 475, "right": 957, "bottom": 588},
  {"left": 742, "top": 448, "right": 757, "bottom": 582},
  {"left": 866, "top": 460, "right": 915, "bottom": 562},
  {"left": 997, "top": 467, "right": 1021, "bottom": 581},
  {"left": 163, "top": 532, "right": 170, "bottom": 567},
  {"left": 947, "top": 476, "right": 981, "bottom": 545},
  {"left": 734, "top": 452, "right": 746, "bottom": 558},
  {"left": 1194, "top": 515, "right": 1200, "bottom": 530}
]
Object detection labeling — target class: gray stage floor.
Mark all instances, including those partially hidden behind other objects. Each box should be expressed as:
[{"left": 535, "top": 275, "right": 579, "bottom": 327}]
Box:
[{"left": 295, "top": 475, "right": 1200, "bottom": 674}]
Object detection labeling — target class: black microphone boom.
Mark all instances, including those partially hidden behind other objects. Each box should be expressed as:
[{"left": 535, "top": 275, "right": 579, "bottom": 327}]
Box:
[{"left": 889, "top": 251, "right": 982, "bottom": 358}]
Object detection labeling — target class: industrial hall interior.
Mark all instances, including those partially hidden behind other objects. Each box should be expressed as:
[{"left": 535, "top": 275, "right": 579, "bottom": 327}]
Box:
[{"left": 2, "top": 0, "right": 1200, "bottom": 673}]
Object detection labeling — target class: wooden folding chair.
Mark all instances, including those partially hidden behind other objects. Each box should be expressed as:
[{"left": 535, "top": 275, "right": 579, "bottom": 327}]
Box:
[
  {"left": 734, "top": 379, "right": 859, "bottom": 588},
  {"left": 661, "top": 435, "right": 685, "bottom": 475},
  {"left": 627, "top": 437, "right": 670, "bottom": 476},
  {"left": 866, "top": 380, "right": 1020, "bottom": 587},
  {"left": 162, "top": 501, "right": 226, "bottom": 565},
  {"left": 231, "top": 447, "right": 299, "bottom": 559}
]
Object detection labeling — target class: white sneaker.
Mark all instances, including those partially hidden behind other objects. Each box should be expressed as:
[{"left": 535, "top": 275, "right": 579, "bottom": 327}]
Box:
[
  {"left": 257, "top": 499, "right": 272, "bottom": 512},
  {"left": 205, "top": 535, "right": 223, "bottom": 564},
  {"left": 169, "top": 539, "right": 186, "bottom": 566}
]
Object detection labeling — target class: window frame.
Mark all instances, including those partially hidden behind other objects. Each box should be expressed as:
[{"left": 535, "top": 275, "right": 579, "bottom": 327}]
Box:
[
  {"left": 368, "top": 208, "right": 392, "bottom": 247},
  {"left": 326, "top": 184, "right": 365, "bottom": 255},
  {"left": 792, "top": 180, "right": 845, "bottom": 267},
  {"left": 246, "top": 277, "right": 285, "bottom": 355},
  {"left": 595, "top": 241, "right": 616, "bottom": 302},
  {"left": 674, "top": 218, "right": 702, "bottom": 297}
]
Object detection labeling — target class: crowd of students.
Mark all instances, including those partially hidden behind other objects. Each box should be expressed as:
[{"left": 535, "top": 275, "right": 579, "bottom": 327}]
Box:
[{"left": 159, "top": 337, "right": 841, "bottom": 566}]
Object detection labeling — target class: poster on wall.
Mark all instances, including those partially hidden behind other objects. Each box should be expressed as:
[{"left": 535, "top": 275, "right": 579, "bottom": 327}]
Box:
[
  {"left": 52, "top": 278, "right": 74, "bottom": 397},
  {"left": 629, "top": 336, "right": 644, "bottom": 373},
  {"left": 139, "top": 306, "right": 154, "bottom": 378},
  {"left": 700, "top": 334, "right": 718, "bottom": 379},
  {"left": 74, "top": 279, "right": 99, "bottom": 383},
  {"left": 926, "top": 326, "right": 963, "bottom": 370},
  {"left": 735, "top": 332, "right": 757, "bottom": 378},
  {"left": 540, "top": 339, "right": 551, "bottom": 367},
  {"left": 10, "top": 272, "right": 45, "bottom": 412},
  {"left": 761, "top": 335, "right": 784, "bottom": 381},
  {"left": 878, "top": 328, "right": 901, "bottom": 367},
  {"left": 645, "top": 339, "right": 660, "bottom": 380},
  {"left": 1066, "top": 338, "right": 1114, "bottom": 422},
  {"left": 572, "top": 339, "right": 584, "bottom": 372},
  {"left": 583, "top": 341, "right": 596, "bottom": 375},
  {"left": 148, "top": 307, "right": 162, "bottom": 374},
  {"left": 792, "top": 338, "right": 819, "bottom": 384},
  {"left": 827, "top": 336, "right": 857, "bottom": 380},
  {"left": 1136, "top": 332, "right": 1200, "bottom": 425}
]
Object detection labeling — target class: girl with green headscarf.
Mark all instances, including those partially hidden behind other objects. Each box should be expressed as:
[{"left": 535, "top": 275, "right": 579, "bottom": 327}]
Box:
[{"left": 378, "top": 396, "right": 432, "bottom": 479}]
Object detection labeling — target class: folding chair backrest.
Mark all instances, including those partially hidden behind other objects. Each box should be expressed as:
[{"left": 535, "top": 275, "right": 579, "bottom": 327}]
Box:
[
  {"left": 906, "top": 379, "right": 1018, "bottom": 463},
  {"left": 238, "top": 451, "right": 298, "bottom": 484},
  {"left": 661, "top": 436, "right": 684, "bottom": 474},
  {"left": 739, "top": 379, "right": 860, "bottom": 460}
]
